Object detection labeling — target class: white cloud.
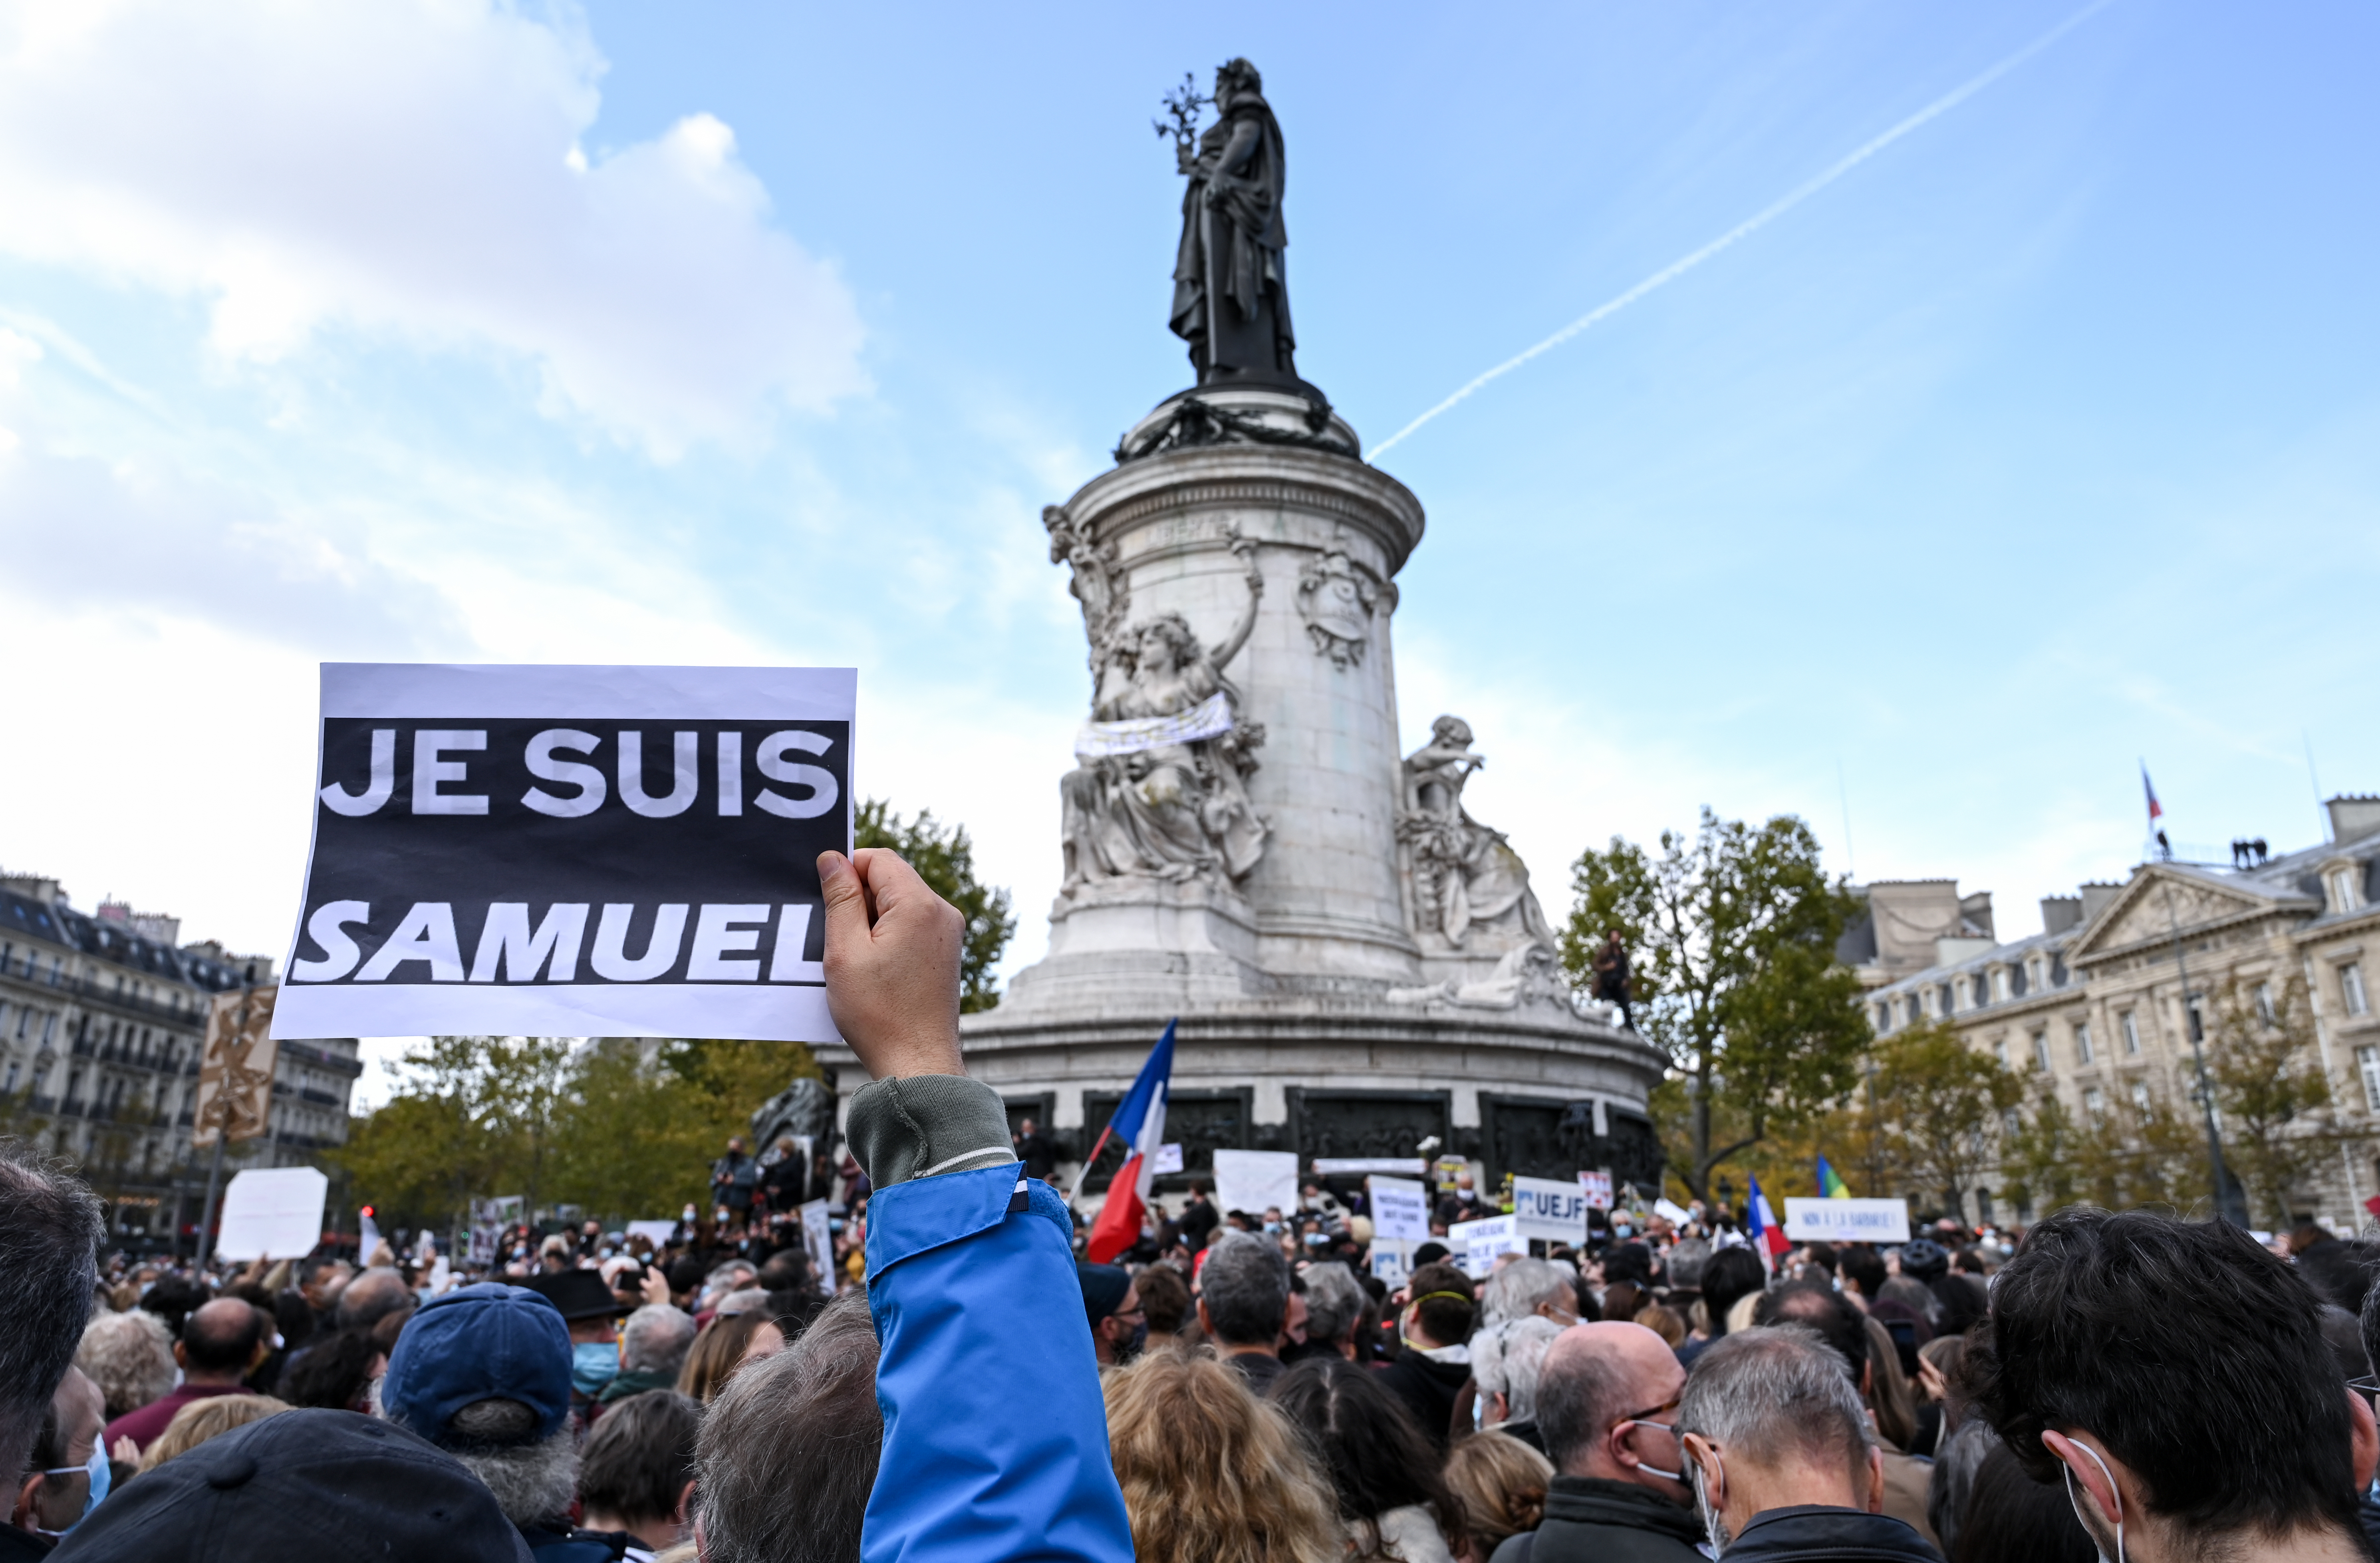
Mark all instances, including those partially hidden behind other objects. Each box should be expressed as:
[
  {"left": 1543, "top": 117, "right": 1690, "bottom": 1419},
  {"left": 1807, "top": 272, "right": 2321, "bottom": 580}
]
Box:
[{"left": 0, "top": 0, "right": 864, "bottom": 455}]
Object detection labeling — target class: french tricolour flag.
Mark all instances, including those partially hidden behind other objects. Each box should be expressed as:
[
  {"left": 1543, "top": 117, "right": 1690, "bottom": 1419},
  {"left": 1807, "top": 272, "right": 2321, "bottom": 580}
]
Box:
[
  {"left": 1744, "top": 1173, "right": 1790, "bottom": 1271},
  {"left": 1084, "top": 1020, "right": 1176, "bottom": 1265}
]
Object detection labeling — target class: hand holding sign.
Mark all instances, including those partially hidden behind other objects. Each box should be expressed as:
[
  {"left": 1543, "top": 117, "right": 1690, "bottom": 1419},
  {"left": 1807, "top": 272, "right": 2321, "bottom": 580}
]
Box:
[{"left": 819, "top": 848, "right": 965, "bottom": 1081}]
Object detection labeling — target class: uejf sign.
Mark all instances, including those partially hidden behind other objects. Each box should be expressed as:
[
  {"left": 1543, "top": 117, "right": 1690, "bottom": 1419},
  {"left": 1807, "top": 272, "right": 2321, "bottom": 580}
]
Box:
[
  {"left": 1782, "top": 1197, "right": 1912, "bottom": 1244},
  {"left": 1511, "top": 1175, "right": 1588, "bottom": 1243},
  {"left": 273, "top": 663, "right": 855, "bottom": 1045}
]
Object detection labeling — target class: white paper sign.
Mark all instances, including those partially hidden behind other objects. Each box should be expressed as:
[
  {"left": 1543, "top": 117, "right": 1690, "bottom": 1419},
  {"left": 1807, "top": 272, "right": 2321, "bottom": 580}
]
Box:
[
  {"left": 1212, "top": 1149, "right": 1300, "bottom": 1217},
  {"left": 625, "top": 1219, "right": 677, "bottom": 1250},
  {"left": 1370, "top": 1242, "right": 1412, "bottom": 1287},
  {"left": 1783, "top": 1197, "right": 1911, "bottom": 1243},
  {"left": 1152, "top": 1142, "right": 1185, "bottom": 1175},
  {"left": 1449, "top": 1213, "right": 1524, "bottom": 1277},
  {"left": 800, "top": 1198, "right": 835, "bottom": 1295},
  {"left": 1315, "top": 1157, "right": 1427, "bottom": 1175},
  {"left": 274, "top": 663, "right": 855, "bottom": 1043},
  {"left": 1367, "top": 1176, "right": 1433, "bottom": 1243},
  {"left": 214, "top": 1167, "right": 328, "bottom": 1261},
  {"left": 1512, "top": 1175, "right": 1588, "bottom": 1243},
  {"left": 1578, "top": 1170, "right": 1613, "bottom": 1211},
  {"left": 1654, "top": 1198, "right": 1693, "bottom": 1225}
]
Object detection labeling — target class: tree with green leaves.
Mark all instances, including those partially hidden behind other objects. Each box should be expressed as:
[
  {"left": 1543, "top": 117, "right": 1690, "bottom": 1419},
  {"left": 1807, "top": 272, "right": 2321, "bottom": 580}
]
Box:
[
  {"left": 856, "top": 798, "right": 1016, "bottom": 1013},
  {"left": 1849, "top": 1021, "right": 2023, "bottom": 1219},
  {"left": 2205, "top": 973, "right": 2355, "bottom": 1227},
  {"left": 1562, "top": 808, "right": 1869, "bottom": 1203}
]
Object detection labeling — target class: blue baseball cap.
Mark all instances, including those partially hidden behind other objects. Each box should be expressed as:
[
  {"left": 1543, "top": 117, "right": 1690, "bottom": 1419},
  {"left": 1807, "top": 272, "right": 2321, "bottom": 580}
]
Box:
[{"left": 382, "top": 1281, "right": 571, "bottom": 1446}]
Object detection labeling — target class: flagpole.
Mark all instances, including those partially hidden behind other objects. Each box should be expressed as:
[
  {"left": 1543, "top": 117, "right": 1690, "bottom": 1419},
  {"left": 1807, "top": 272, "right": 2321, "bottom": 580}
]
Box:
[{"left": 1068, "top": 1126, "right": 1115, "bottom": 1206}]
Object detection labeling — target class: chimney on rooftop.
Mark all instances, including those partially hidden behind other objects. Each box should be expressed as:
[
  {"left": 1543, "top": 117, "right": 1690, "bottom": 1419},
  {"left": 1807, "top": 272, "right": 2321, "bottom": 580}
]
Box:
[{"left": 2328, "top": 795, "right": 2380, "bottom": 846}]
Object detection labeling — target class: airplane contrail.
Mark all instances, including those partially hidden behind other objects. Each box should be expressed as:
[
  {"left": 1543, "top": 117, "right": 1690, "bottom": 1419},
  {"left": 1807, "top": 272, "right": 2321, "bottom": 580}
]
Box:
[{"left": 1368, "top": 0, "right": 2120, "bottom": 461}]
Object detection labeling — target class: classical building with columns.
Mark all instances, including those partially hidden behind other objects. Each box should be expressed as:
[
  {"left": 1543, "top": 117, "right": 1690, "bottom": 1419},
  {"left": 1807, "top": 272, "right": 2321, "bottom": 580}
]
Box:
[
  {"left": 1862, "top": 796, "right": 2380, "bottom": 1229},
  {"left": 1, "top": 870, "right": 360, "bottom": 1253}
]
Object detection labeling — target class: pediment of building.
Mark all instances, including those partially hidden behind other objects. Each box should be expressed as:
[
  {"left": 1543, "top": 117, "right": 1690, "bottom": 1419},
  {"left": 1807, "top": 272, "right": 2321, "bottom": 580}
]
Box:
[{"left": 2069, "top": 869, "right": 2297, "bottom": 963}]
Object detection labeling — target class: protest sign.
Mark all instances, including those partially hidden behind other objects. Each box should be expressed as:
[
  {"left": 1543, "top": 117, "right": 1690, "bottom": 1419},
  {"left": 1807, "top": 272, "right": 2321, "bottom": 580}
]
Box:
[
  {"left": 1449, "top": 1213, "right": 1523, "bottom": 1278},
  {"left": 1511, "top": 1175, "right": 1588, "bottom": 1243},
  {"left": 274, "top": 663, "right": 854, "bottom": 1043},
  {"left": 1212, "top": 1149, "right": 1299, "bottom": 1217},
  {"left": 1314, "top": 1157, "right": 1427, "bottom": 1176},
  {"left": 215, "top": 1167, "right": 328, "bottom": 1261},
  {"left": 193, "top": 987, "right": 278, "bottom": 1148},
  {"left": 800, "top": 1199, "right": 835, "bottom": 1295},
  {"left": 1370, "top": 1242, "right": 1411, "bottom": 1288},
  {"left": 1366, "top": 1176, "right": 1432, "bottom": 1244},
  {"left": 625, "top": 1219, "right": 678, "bottom": 1251},
  {"left": 1152, "top": 1142, "right": 1185, "bottom": 1175},
  {"left": 1577, "top": 1169, "right": 1613, "bottom": 1211},
  {"left": 1783, "top": 1196, "right": 1911, "bottom": 1243},
  {"left": 1654, "top": 1197, "right": 1693, "bottom": 1225}
]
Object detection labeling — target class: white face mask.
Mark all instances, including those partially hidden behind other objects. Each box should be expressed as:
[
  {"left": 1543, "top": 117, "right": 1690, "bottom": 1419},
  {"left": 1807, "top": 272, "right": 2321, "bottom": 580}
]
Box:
[
  {"left": 1688, "top": 1457, "right": 1730, "bottom": 1554},
  {"left": 2060, "top": 1438, "right": 2125, "bottom": 1563}
]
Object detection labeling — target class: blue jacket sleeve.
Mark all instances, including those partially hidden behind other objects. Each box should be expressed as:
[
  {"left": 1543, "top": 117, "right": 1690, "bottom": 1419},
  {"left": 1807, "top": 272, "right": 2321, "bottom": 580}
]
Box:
[{"left": 863, "top": 1160, "right": 1134, "bottom": 1563}]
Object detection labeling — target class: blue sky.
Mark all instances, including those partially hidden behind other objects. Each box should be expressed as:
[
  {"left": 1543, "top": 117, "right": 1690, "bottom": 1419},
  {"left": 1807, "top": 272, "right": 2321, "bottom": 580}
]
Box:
[{"left": 2, "top": 2, "right": 2374, "bottom": 1099}]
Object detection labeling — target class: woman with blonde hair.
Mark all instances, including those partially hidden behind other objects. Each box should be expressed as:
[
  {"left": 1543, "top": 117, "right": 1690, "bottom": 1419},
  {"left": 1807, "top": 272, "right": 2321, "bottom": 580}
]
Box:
[
  {"left": 137, "top": 1393, "right": 290, "bottom": 1472},
  {"left": 1439, "top": 1431, "right": 1551, "bottom": 1563},
  {"left": 1104, "top": 1348, "right": 1341, "bottom": 1563}
]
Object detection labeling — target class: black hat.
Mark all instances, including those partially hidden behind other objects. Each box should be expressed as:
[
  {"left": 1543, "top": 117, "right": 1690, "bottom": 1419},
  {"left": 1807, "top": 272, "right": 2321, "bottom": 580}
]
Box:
[
  {"left": 50, "top": 1408, "right": 530, "bottom": 1563},
  {"left": 522, "top": 1266, "right": 627, "bottom": 1323},
  {"left": 1078, "top": 1262, "right": 1132, "bottom": 1326}
]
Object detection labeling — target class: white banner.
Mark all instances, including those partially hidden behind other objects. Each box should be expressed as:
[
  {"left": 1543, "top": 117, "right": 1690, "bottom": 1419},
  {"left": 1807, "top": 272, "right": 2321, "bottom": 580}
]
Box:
[
  {"left": 275, "top": 663, "right": 854, "bottom": 1043},
  {"left": 1211, "top": 1149, "right": 1299, "bottom": 1217},
  {"left": 1366, "top": 1176, "right": 1433, "bottom": 1243},
  {"left": 1511, "top": 1175, "right": 1588, "bottom": 1243},
  {"left": 1783, "top": 1196, "right": 1911, "bottom": 1244},
  {"left": 800, "top": 1198, "right": 836, "bottom": 1295},
  {"left": 215, "top": 1167, "right": 328, "bottom": 1261},
  {"left": 1315, "top": 1157, "right": 1427, "bottom": 1176},
  {"left": 1450, "top": 1213, "right": 1524, "bottom": 1278},
  {"left": 1073, "top": 691, "right": 1233, "bottom": 759},
  {"left": 1578, "top": 1170, "right": 1613, "bottom": 1211}
]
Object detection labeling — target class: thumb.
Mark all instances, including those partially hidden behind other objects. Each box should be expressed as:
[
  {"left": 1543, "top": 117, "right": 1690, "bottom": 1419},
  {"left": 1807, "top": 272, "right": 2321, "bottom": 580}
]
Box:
[{"left": 818, "top": 851, "right": 871, "bottom": 951}]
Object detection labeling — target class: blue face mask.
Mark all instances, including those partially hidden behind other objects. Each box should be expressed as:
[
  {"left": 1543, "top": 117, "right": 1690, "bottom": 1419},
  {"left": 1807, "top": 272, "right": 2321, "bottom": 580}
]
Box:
[
  {"left": 36, "top": 1440, "right": 109, "bottom": 1535},
  {"left": 571, "top": 1341, "right": 619, "bottom": 1397}
]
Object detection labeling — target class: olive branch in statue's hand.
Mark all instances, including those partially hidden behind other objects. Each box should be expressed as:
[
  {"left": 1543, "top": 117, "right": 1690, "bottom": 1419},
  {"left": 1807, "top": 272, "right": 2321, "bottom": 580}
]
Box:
[{"left": 1155, "top": 72, "right": 1210, "bottom": 172}]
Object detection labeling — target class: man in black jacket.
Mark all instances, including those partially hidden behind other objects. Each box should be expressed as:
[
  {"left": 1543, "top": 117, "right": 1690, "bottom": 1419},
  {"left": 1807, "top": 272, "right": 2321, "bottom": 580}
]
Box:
[
  {"left": 1378, "top": 1263, "right": 1477, "bottom": 1452},
  {"left": 1491, "top": 1321, "right": 1703, "bottom": 1563},
  {"left": 1675, "top": 1326, "right": 1938, "bottom": 1561}
]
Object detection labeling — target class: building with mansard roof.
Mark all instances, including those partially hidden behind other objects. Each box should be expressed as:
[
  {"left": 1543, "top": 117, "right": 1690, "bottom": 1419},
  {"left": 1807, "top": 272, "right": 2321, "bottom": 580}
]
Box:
[
  {"left": 1861, "top": 796, "right": 2380, "bottom": 1230},
  {"left": 1, "top": 869, "right": 360, "bottom": 1255}
]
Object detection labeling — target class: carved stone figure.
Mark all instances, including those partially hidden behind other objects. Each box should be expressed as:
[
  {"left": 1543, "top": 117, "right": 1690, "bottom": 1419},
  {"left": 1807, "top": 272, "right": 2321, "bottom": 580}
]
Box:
[
  {"left": 1387, "top": 942, "right": 1570, "bottom": 1010},
  {"left": 1296, "top": 536, "right": 1379, "bottom": 668},
  {"left": 1396, "top": 716, "right": 1557, "bottom": 951},
  {"left": 1057, "top": 533, "right": 1269, "bottom": 893},
  {"left": 750, "top": 1076, "right": 836, "bottom": 1156},
  {"left": 1169, "top": 59, "right": 1299, "bottom": 387}
]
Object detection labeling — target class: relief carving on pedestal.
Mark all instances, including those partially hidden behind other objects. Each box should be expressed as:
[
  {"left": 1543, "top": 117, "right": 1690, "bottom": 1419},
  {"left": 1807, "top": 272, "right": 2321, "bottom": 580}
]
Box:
[
  {"left": 1047, "top": 506, "right": 1270, "bottom": 897},
  {"left": 1295, "top": 533, "right": 1378, "bottom": 668}
]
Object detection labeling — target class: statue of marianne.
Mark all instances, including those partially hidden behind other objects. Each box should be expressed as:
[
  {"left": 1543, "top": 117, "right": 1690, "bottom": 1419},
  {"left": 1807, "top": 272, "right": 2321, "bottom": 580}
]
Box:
[{"left": 1169, "top": 59, "right": 1299, "bottom": 387}]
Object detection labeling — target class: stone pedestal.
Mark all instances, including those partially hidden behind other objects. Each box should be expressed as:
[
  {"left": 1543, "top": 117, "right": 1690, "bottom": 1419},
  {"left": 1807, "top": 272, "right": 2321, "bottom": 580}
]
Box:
[{"left": 821, "top": 387, "right": 1666, "bottom": 1194}]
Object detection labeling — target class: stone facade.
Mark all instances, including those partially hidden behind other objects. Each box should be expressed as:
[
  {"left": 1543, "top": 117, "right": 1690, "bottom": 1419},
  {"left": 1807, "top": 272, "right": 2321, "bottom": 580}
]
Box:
[
  {"left": 0, "top": 872, "right": 360, "bottom": 1253},
  {"left": 818, "top": 388, "right": 1665, "bottom": 1196},
  {"left": 1864, "top": 796, "right": 2380, "bottom": 1230}
]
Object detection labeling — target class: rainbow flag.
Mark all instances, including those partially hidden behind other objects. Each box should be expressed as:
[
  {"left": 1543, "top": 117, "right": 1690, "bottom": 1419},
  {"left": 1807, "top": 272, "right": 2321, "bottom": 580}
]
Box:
[{"left": 1816, "top": 1155, "right": 1851, "bottom": 1200}]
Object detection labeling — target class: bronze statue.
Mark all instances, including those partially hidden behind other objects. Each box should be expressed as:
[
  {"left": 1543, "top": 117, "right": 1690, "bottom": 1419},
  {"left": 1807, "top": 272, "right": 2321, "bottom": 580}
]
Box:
[{"left": 1167, "top": 60, "right": 1300, "bottom": 387}]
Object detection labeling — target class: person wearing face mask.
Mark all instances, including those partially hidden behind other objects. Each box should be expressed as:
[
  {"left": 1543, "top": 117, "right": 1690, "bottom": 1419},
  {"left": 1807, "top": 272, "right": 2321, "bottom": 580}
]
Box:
[
  {"left": 1969, "top": 1207, "right": 2374, "bottom": 1563},
  {"left": 1080, "top": 1263, "right": 1148, "bottom": 1368},
  {"left": 9, "top": 1368, "right": 107, "bottom": 1550},
  {"left": 524, "top": 1269, "right": 631, "bottom": 1415},
  {"left": 1673, "top": 1326, "right": 1937, "bottom": 1561},
  {"left": 1489, "top": 1321, "right": 1703, "bottom": 1563}
]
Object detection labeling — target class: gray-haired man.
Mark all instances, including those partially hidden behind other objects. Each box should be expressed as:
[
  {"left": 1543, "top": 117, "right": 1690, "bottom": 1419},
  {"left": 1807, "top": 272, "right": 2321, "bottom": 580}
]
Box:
[{"left": 1674, "top": 1325, "right": 1939, "bottom": 1561}]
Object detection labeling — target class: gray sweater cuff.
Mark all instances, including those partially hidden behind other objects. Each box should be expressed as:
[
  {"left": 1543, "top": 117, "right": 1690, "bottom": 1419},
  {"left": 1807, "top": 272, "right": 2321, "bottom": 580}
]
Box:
[{"left": 846, "top": 1074, "right": 1014, "bottom": 1190}]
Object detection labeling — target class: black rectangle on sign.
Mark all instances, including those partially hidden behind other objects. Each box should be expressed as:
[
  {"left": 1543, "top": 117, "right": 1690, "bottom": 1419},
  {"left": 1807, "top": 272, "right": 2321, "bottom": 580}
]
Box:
[{"left": 293, "top": 719, "right": 847, "bottom": 987}]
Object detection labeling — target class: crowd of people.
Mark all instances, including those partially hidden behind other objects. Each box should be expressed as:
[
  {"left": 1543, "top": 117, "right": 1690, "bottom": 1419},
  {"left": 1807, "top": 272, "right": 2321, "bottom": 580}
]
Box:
[{"left": 8, "top": 846, "right": 2380, "bottom": 1563}]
